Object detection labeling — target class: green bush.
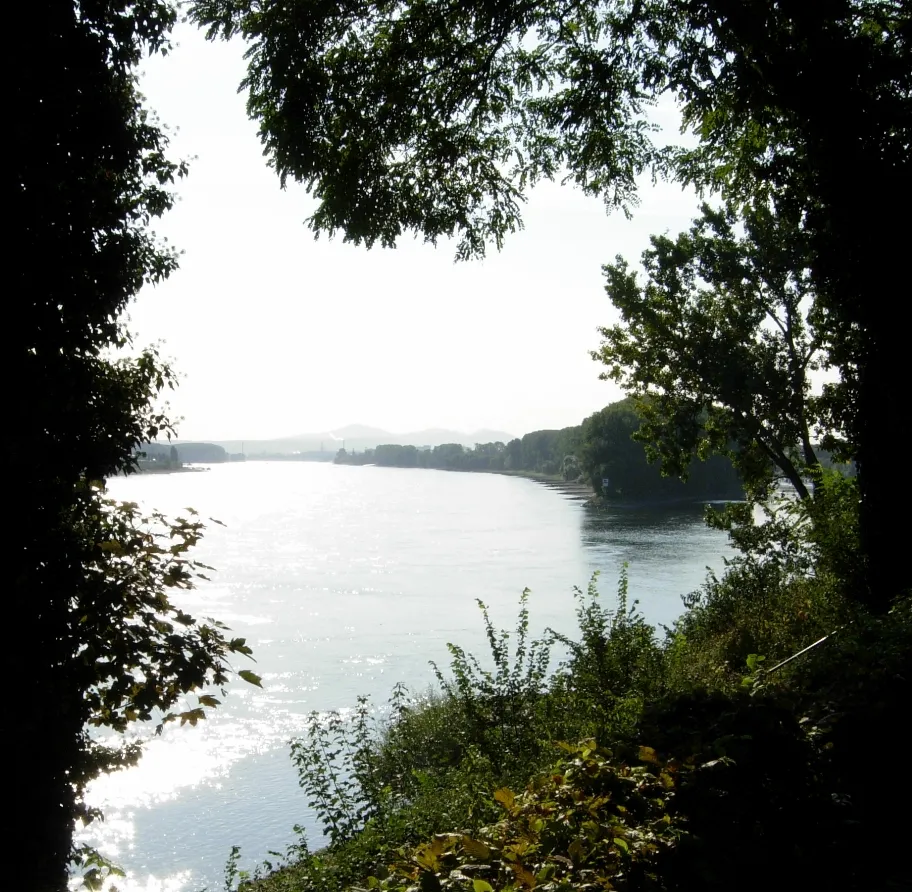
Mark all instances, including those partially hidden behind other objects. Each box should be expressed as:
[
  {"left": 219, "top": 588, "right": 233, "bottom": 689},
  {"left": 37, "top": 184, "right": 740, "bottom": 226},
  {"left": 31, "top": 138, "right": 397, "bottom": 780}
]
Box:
[
  {"left": 547, "top": 569, "right": 665, "bottom": 745},
  {"left": 664, "top": 560, "right": 849, "bottom": 693},
  {"left": 243, "top": 555, "right": 910, "bottom": 892},
  {"left": 428, "top": 590, "right": 552, "bottom": 778}
]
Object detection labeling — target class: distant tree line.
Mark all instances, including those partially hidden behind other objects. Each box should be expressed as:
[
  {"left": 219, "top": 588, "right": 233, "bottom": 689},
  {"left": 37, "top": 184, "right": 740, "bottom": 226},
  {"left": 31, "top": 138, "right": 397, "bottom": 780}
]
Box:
[
  {"left": 134, "top": 443, "right": 183, "bottom": 471},
  {"left": 136, "top": 442, "right": 229, "bottom": 465},
  {"left": 335, "top": 398, "right": 744, "bottom": 502}
]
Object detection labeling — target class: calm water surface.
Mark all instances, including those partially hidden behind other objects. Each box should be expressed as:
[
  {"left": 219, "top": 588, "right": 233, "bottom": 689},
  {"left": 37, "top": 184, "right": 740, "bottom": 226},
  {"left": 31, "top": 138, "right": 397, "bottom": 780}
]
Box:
[{"left": 80, "top": 462, "right": 731, "bottom": 890}]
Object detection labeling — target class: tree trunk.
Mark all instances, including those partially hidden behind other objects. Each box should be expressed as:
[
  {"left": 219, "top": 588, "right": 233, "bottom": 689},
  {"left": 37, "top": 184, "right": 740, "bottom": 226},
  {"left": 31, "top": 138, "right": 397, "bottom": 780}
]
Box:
[
  {"left": 854, "top": 332, "right": 908, "bottom": 612},
  {"left": 826, "top": 173, "right": 910, "bottom": 611},
  {"left": 12, "top": 553, "right": 82, "bottom": 890}
]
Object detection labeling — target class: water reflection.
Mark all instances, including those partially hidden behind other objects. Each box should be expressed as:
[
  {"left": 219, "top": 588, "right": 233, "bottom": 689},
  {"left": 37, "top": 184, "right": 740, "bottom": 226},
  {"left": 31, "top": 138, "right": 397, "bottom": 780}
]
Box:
[
  {"left": 578, "top": 502, "right": 733, "bottom": 630},
  {"left": 581, "top": 501, "right": 712, "bottom": 545}
]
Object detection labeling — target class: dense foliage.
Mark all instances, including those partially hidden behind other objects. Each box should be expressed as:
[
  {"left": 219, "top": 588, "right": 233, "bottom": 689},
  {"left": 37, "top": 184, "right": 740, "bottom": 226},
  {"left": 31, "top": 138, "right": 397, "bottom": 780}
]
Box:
[
  {"left": 333, "top": 431, "right": 581, "bottom": 477},
  {"left": 577, "top": 400, "right": 741, "bottom": 501},
  {"left": 11, "top": 3, "right": 255, "bottom": 886},
  {"left": 594, "top": 202, "right": 826, "bottom": 502}
]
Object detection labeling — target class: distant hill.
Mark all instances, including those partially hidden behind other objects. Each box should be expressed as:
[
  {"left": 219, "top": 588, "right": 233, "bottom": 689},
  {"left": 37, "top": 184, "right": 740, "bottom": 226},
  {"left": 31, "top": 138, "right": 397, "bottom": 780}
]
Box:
[
  {"left": 331, "top": 424, "right": 394, "bottom": 439},
  {"left": 199, "top": 425, "right": 516, "bottom": 456}
]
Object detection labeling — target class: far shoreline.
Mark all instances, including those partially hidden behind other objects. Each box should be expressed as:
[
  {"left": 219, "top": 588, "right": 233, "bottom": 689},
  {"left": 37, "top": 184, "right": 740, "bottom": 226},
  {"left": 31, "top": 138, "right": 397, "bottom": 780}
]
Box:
[
  {"left": 333, "top": 462, "right": 741, "bottom": 508},
  {"left": 129, "top": 464, "right": 209, "bottom": 476}
]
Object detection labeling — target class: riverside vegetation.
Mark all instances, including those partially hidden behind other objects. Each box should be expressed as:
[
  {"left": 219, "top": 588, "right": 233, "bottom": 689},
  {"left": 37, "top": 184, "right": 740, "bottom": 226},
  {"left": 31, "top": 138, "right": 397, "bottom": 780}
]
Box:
[{"left": 224, "top": 476, "right": 910, "bottom": 891}]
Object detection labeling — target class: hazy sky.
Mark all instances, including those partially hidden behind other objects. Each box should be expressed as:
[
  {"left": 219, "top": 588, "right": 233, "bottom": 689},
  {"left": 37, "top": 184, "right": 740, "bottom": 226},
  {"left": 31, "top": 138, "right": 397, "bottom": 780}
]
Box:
[{"left": 131, "top": 23, "right": 702, "bottom": 440}]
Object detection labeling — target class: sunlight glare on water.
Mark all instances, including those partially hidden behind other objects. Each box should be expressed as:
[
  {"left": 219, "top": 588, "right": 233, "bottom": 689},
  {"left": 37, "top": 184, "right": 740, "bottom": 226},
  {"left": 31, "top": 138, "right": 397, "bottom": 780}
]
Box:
[{"left": 78, "top": 462, "right": 731, "bottom": 890}]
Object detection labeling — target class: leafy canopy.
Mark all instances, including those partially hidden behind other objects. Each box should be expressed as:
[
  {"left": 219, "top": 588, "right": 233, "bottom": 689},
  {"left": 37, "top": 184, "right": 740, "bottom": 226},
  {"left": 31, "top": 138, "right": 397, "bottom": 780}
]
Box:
[
  {"left": 191, "top": 0, "right": 674, "bottom": 258},
  {"left": 191, "top": 0, "right": 911, "bottom": 264}
]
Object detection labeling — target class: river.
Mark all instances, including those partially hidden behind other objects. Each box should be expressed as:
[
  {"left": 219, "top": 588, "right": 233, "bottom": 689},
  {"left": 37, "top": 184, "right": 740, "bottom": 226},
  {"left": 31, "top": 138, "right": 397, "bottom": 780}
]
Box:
[{"left": 78, "top": 461, "right": 731, "bottom": 890}]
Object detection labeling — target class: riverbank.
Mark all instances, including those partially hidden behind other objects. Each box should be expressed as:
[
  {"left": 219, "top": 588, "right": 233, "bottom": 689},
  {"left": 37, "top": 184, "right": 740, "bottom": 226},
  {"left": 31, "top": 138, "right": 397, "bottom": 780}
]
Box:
[
  {"left": 336, "top": 462, "right": 739, "bottom": 507},
  {"left": 239, "top": 506, "right": 909, "bottom": 892},
  {"left": 476, "top": 468, "right": 595, "bottom": 501},
  {"left": 92, "top": 461, "right": 736, "bottom": 889},
  {"left": 395, "top": 465, "right": 734, "bottom": 508},
  {"left": 584, "top": 492, "right": 741, "bottom": 509}
]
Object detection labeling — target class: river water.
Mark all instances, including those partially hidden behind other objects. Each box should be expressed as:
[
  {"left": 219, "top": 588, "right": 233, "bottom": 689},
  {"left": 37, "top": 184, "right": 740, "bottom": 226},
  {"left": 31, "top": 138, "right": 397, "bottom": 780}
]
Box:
[{"left": 79, "top": 462, "right": 731, "bottom": 890}]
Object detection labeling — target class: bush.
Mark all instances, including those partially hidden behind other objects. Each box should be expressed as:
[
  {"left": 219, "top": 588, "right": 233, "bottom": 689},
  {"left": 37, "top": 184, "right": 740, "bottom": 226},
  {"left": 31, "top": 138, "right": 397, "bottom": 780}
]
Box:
[
  {"left": 547, "top": 569, "right": 665, "bottom": 745},
  {"left": 428, "top": 590, "right": 552, "bottom": 777},
  {"left": 374, "top": 740, "right": 681, "bottom": 892},
  {"left": 664, "top": 560, "right": 850, "bottom": 693},
  {"left": 259, "top": 595, "right": 555, "bottom": 892}
]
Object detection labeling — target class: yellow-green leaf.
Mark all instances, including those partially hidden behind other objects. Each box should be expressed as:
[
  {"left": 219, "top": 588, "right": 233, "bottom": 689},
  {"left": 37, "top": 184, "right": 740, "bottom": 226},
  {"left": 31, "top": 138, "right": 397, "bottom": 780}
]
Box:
[
  {"left": 639, "top": 745, "right": 658, "bottom": 763},
  {"left": 462, "top": 837, "right": 492, "bottom": 861},
  {"left": 415, "top": 844, "right": 439, "bottom": 871},
  {"left": 511, "top": 862, "right": 537, "bottom": 888}
]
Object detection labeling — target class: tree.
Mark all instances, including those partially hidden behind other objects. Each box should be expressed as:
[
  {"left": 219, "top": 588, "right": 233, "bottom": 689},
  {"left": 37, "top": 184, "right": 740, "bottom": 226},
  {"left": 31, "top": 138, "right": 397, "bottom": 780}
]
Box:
[
  {"left": 577, "top": 398, "right": 741, "bottom": 500},
  {"left": 60, "top": 496, "right": 258, "bottom": 888},
  {"left": 593, "top": 200, "right": 826, "bottom": 504},
  {"left": 579, "top": 400, "right": 650, "bottom": 497},
  {"left": 192, "top": 0, "right": 910, "bottom": 608},
  {"left": 505, "top": 439, "right": 524, "bottom": 471},
  {"left": 10, "top": 3, "right": 253, "bottom": 886},
  {"left": 561, "top": 453, "right": 582, "bottom": 482},
  {"left": 656, "top": 0, "right": 911, "bottom": 609}
]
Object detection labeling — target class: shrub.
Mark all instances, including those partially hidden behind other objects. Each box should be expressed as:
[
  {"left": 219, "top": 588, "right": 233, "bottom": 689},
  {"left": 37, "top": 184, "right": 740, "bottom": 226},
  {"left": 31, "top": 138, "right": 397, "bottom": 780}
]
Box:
[
  {"left": 374, "top": 740, "right": 681, "bottom": 892},
  {"left": 547, "top": 569, "right": 665, "bottom": 744}
]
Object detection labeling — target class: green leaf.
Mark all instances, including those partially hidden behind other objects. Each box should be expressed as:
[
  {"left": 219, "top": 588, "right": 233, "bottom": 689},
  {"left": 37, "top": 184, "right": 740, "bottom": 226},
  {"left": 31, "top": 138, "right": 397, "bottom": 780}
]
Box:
[
  {"left": 238, "top": 669, "right": 263, "bottom": 687},
  {"left": 473, "top": 881, "right": 494, "bottom": 892},
  {"left": 178, "top": 707, "right": 206, "bottom": 727}
]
